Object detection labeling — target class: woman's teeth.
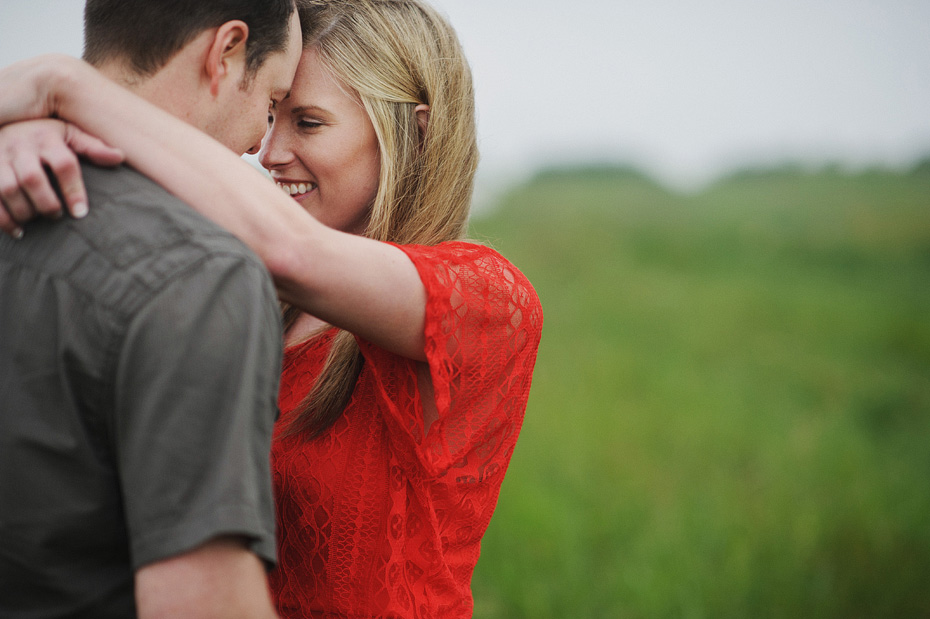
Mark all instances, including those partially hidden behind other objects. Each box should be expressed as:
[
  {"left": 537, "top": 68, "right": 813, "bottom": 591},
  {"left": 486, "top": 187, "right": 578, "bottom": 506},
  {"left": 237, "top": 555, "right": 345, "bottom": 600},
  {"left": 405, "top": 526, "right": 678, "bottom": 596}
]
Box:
[{"left": 278, "top": 182, "right": 315, "bottom": 196}]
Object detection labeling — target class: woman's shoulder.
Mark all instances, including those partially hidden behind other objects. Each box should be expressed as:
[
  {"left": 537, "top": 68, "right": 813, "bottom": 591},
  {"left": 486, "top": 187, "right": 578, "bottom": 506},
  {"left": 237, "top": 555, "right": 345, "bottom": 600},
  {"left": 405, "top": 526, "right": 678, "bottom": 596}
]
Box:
[
  {"left": 398, "top": 240, "right": 534, "bottom": 290},
  {"left": 397, "top": 239, "right": 543, "bottom": 334}
]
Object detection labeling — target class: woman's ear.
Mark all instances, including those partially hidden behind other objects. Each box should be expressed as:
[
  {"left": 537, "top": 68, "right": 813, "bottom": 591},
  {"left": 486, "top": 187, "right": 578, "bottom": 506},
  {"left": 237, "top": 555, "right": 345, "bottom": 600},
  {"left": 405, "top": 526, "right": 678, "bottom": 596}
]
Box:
[
  {"left": 205, "top": 20, "right": 250, "bottom": 97},
  {"left": 414, "top": 104, "right": 430, "bottom": 142}
]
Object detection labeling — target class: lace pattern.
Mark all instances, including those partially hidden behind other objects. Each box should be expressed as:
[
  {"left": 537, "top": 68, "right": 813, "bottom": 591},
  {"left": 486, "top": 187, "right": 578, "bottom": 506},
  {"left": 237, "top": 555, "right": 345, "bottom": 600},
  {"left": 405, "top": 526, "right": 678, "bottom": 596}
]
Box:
[{"left": 270, "top": 242, "right": 542, "bottom": 618}]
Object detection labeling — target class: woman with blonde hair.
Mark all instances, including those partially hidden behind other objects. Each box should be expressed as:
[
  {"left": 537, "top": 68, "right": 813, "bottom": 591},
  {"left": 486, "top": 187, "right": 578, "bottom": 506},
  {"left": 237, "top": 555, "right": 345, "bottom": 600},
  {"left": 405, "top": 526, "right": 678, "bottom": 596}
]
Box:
[{"left": 0, "top": 0, "right": 542, "bottom": 616}]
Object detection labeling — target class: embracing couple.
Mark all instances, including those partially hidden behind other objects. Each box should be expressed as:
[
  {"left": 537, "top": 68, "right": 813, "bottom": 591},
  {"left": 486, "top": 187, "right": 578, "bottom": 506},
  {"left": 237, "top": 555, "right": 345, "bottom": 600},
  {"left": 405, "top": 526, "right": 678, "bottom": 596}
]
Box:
[{"left": 0, "top": 1, "right": 542, "bottom": 617}]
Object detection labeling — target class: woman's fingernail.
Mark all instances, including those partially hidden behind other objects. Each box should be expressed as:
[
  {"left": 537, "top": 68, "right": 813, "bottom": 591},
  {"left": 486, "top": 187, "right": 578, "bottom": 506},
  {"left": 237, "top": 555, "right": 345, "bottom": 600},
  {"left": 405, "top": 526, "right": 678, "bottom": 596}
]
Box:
[
  {"left": 12, "top": 227, "right": 24, "bottom": 240},
  {"left": 72, "top": 202, "right": 88, "bottom": 218}
]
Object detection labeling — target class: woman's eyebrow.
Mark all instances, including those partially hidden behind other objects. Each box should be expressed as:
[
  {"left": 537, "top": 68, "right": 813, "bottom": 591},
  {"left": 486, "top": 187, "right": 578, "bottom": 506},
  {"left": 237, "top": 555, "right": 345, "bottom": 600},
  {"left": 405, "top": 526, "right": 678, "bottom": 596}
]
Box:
[{"left": 290, "top": 105, "right": 329, "bottom": 116}]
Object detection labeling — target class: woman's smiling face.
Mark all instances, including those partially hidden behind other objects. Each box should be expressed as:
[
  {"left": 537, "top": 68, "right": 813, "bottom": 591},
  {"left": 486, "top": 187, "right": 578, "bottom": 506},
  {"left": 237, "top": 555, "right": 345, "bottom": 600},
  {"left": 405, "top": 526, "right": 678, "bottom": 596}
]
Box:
[{"left": 259, "top": 47, "right": 380, "bottom": 235}]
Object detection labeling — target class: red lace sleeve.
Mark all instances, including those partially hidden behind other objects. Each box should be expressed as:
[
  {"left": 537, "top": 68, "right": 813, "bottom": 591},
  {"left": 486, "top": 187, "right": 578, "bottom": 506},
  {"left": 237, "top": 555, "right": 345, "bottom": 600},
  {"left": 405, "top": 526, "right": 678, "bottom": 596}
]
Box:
[{"left": 357, "top": 241, "right": 543, "bottom": 478}]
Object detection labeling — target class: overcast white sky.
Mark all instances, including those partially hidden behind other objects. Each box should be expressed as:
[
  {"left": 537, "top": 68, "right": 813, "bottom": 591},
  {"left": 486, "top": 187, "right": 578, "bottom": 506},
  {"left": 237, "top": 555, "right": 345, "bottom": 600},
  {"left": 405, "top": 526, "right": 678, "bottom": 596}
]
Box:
[{"left": 2, "top": 0, "right": 930, "bottom": 191}]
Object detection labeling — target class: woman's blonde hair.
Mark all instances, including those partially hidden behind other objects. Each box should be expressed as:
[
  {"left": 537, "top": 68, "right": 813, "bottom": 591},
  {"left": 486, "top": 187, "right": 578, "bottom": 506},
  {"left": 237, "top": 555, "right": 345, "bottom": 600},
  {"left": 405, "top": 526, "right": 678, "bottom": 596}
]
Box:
[{"left": 283, "top": 0, "right": 479, "bottom": 438}]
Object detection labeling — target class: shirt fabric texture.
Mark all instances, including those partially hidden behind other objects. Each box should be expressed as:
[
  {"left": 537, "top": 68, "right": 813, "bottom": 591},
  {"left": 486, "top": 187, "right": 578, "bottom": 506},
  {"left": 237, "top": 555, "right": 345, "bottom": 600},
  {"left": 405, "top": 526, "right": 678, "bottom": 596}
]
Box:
[
  {"left": 0, "top": 164, "right": 283, "bottom": 618},
  {"left": 271, "top": 241, "right": 543, "bottom": 618}
]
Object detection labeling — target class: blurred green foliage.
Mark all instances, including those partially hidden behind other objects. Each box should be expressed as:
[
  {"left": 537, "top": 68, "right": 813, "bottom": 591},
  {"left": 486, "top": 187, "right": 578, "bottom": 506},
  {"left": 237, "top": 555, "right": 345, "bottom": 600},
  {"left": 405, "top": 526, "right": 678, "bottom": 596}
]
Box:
[{"left": 468, "top": 162, "right": 930, "bottom": 618}]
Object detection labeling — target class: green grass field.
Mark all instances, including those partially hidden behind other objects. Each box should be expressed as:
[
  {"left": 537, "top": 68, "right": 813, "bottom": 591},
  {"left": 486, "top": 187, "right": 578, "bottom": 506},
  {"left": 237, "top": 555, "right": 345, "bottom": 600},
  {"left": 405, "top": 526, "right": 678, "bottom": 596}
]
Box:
[{"left": 467, "top": 162, "right": 930, "bottom": 618}]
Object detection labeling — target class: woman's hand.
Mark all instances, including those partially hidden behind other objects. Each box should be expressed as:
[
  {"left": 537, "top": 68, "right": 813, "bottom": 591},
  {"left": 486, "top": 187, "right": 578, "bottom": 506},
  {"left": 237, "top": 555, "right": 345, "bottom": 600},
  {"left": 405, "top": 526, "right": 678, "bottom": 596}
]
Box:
[{"left": 0, "top": 119, "right": 124, "bottom": 238}]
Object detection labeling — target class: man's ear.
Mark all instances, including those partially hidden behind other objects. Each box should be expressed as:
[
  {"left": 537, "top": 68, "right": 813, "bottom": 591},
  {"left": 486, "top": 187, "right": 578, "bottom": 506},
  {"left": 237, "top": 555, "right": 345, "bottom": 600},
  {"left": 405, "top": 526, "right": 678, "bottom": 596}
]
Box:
[
  {"left": 414, "top": 104, "right": 430, "bottom": 143},
  {"left": 205, "top": 20, "right": 250, "bottom": 97}
]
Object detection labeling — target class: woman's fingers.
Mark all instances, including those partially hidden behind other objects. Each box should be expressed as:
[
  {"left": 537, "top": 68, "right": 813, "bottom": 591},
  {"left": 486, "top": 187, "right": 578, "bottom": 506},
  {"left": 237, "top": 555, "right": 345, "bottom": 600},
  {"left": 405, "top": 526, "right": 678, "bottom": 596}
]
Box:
[
  {"left": 60, "top": 125, "right": 124, "bottom": 218},
  {"left": 0, "top": 121, "right": 58, "bottom": 226},
  {"left": 0, "top": 192, "right": 25, "bottom": 239},
  {"left": 0, "top": 119, "right": 116, "bottom": 233},
  {"left": 12, "top": 150, "right": 64, "bottom": 219},
  {"left": 0, "top": 159, "right": 40, "bottom": 234},
  {"left": 66, "top": 124, "right": 124, "bottom": 167},
  {"left": 39, "top": 138, "right": 87, "bottom": 219}
]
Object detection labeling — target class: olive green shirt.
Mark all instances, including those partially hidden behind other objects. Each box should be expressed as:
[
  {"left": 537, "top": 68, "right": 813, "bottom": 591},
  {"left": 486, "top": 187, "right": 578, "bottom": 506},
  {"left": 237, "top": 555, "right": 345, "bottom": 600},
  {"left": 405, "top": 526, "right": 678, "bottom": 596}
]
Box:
[{"left": 0, "top": 164, "right": 283, "bottom": 618}]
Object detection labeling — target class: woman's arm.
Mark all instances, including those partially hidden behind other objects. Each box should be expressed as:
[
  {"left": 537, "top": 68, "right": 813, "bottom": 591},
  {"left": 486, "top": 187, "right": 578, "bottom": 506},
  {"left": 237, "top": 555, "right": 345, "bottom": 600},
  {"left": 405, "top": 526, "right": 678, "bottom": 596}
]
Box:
[{"left": 0, "top": 55, "right": 427, "bottom": 360}]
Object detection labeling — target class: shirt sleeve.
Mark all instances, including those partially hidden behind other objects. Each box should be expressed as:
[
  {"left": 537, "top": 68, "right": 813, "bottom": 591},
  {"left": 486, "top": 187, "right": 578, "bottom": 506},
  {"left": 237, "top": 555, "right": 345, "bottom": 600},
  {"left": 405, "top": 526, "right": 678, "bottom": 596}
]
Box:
[
  {"left": 357, "top": 241, "right": 543, "bottom": 479},
  {"left": 111, "top": 253, "right": 283, "bottom": 570}
]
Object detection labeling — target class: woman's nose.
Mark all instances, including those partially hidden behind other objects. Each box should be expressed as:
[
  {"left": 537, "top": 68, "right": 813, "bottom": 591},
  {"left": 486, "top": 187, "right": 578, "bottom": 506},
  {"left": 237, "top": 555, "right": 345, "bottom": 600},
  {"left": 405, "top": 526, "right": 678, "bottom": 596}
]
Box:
[{"left": 258, "top": 125, "right": 290, "bottom": 168}]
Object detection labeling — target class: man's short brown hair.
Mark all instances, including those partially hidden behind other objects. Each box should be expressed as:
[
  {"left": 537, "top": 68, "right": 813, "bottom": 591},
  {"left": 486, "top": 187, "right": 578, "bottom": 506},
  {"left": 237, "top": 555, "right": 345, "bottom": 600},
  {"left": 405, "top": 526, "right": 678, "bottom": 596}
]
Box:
[{"left": 83, "top": 0, "right": 296, "bottom": 78}]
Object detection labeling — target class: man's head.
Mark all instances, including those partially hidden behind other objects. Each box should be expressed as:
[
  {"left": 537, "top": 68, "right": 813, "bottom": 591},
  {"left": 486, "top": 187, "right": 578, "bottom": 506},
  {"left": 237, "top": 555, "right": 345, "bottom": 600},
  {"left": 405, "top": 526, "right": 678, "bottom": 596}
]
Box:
[
  {"left": 83, "top": 0, "right": 302, "bottom": 155},
  {"left": 84, "top": 0, "right": 295, "bottom": 80}
]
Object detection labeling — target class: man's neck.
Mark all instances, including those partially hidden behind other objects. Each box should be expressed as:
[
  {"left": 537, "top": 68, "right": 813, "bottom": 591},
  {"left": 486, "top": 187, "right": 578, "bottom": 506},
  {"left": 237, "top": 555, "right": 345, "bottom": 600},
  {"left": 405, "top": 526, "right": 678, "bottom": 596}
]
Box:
[
  {"left": 92, "top": 58, "right": 198, "bottom": 127},
  {"left": 94, "top": 60, "right": 146, "bottom": 93}
]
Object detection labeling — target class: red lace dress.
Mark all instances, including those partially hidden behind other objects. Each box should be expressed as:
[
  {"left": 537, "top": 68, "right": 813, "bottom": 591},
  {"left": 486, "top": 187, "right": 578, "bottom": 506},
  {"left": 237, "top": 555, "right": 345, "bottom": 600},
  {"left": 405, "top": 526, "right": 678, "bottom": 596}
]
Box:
[{"left": 269, "top": 242, "right": 542, "bottom": 618}]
